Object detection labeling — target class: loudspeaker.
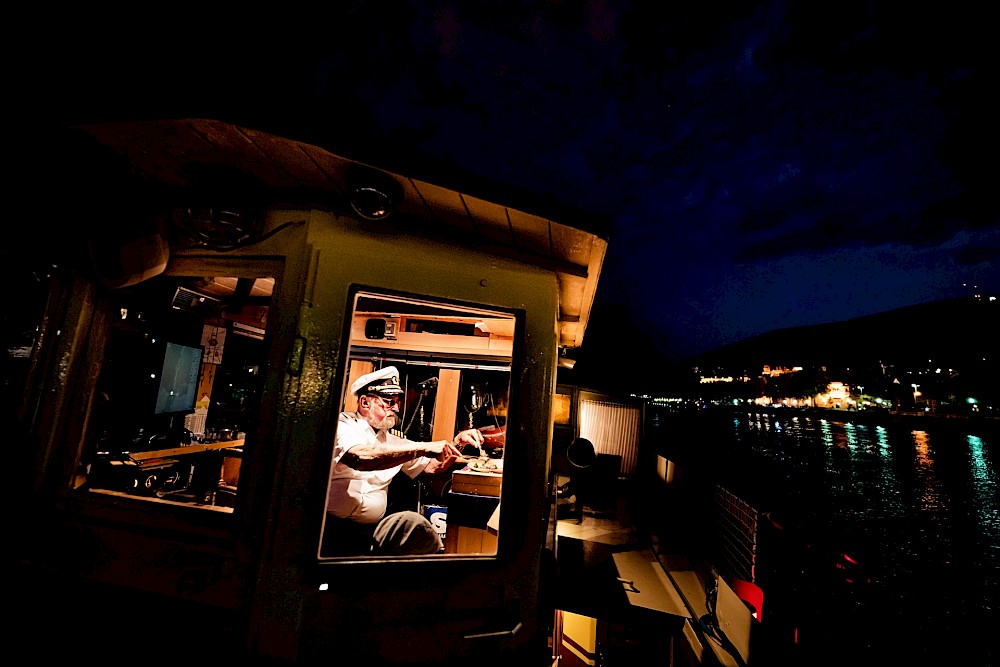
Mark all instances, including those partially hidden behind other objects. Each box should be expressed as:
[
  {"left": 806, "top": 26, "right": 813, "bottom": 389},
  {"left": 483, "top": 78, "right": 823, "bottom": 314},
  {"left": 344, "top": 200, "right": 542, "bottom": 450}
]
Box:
[{"left": 365, "top": 318, "right": 387, "bottom": 339}]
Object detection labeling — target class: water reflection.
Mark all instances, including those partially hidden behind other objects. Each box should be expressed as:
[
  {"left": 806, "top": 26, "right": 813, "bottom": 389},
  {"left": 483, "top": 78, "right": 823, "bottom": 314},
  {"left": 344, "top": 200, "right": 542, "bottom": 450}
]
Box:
[
  {"left": 968, "top": 435, "right": 999, "bottom": 539},
  {"left": 876, "top": 425, "right": 889, "bottom": 454},
  {"left": 819, "top": 419, "right": 834, "bottom": 448},
  {"left": 844, "top": 422, "right": 857, "bottom": 451},
  {"left": 694, "top": 408, "right": 999, "bottom": 664}
]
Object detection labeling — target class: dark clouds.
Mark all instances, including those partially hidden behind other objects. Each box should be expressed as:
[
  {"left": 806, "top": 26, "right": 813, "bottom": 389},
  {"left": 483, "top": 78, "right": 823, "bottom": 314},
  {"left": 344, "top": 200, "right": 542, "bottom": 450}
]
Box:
[
  {"left": 35, "top": 1, "right": 1000, "bottom": 361},
  {"left": 366, "top": 1, "right": 999, "bottom": 360}
]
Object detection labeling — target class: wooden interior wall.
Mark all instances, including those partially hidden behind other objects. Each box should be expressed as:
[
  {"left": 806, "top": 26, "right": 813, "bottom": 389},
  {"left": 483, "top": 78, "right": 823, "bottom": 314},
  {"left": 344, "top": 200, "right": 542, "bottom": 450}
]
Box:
[
  {"left": 432, "top": 368, "right": 461, "bottom": 440},
  {"left": 344, "top": 360, "right": 374, "bottom": 413}
]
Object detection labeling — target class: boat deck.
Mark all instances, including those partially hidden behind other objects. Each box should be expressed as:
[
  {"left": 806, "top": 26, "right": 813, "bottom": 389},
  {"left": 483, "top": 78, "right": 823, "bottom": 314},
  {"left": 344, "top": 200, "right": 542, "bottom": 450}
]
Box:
[{"left": 552, "top": 486, "right": 751, "bottom": 666}]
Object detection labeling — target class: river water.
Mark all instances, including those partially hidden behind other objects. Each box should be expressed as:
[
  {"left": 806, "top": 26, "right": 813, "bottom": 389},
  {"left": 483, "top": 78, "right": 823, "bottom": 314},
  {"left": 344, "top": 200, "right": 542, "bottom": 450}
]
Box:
[{"left": 648, "top": 407, "right": 999, "bottom": 665}]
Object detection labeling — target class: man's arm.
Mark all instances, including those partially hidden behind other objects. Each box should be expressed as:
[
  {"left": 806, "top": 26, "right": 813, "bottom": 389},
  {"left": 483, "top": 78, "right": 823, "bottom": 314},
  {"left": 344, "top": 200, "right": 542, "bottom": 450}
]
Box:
[{"left": 341, "top": 440, "right": 459, "bottom": 471}]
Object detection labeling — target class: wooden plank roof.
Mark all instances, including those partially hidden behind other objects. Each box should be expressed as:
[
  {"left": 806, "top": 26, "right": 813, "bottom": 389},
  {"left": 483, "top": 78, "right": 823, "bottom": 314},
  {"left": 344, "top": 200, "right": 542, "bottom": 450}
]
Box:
[{"left": 64, "top": 118, "right": 608, "bottom": 350}]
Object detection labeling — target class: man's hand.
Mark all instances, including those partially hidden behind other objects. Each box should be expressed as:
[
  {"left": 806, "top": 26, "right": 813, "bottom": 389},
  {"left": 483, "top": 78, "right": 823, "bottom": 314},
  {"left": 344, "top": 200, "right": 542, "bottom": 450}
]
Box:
[
  {"left": 453, "top": 428, "right": 485, "bottom": 452},
  {"left": 422, "top": 430, "right": 483, "bottom": 475},
  {"left": 423, "top": 439, "right": 461, "bottom": 474},
  {"left": 423, "top": 440, "right": 461, "bottom": 460}
]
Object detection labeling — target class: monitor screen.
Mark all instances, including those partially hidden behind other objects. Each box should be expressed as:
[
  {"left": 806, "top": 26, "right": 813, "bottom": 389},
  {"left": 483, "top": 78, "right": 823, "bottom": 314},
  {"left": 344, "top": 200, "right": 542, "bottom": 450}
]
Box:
[{"left": 154, "top": 342, "right": 203, "bottom": 415}]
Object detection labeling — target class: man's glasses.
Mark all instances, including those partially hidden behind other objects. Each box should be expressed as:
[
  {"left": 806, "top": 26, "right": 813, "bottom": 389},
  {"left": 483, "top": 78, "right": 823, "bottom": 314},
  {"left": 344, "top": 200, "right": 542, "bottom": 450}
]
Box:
[{"left": 370, "top": 394, "right": 401, "bottom": 409}]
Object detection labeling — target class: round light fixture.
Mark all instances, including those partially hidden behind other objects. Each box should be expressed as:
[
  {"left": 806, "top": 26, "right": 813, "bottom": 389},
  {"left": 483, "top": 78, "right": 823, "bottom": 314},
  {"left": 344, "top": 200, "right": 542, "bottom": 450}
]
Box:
[
  {"left": 346, "top": 165, "right": 403, "bottom": 221},
  {"left": 350, "top": 186, "right": 396, "bottom": 221}
]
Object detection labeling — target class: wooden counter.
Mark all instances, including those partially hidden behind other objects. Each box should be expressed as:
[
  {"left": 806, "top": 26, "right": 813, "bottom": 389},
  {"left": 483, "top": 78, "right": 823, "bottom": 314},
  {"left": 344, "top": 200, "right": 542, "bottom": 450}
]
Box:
[
  {"left": 128, "top": 439, "right": 244, "bottom": 462},
  {"left": 443, "top": 488, "right": 500, "bottom": 555}
]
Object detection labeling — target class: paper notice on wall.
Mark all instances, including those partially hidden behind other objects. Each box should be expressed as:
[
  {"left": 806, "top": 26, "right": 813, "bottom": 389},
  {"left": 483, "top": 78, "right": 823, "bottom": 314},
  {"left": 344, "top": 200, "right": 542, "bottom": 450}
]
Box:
[
  {"left": 201, "top": 324, "right": 226, "bottom": 365},
  {"left": 184, "top": 392, "right": 211, "bottom": 436}
]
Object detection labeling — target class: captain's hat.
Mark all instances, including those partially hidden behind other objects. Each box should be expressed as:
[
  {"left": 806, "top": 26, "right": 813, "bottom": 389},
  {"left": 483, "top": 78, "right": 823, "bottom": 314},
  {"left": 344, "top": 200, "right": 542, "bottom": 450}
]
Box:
[{"left": 350, "top": 366, "right": 405, "bottom": 396}]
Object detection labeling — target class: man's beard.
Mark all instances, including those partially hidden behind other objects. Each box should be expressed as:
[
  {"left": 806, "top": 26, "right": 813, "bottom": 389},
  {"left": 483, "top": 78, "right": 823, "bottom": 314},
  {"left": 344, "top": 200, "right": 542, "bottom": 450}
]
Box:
[{"left": 370, "top": 411, "right": 397, "bottom": 432}]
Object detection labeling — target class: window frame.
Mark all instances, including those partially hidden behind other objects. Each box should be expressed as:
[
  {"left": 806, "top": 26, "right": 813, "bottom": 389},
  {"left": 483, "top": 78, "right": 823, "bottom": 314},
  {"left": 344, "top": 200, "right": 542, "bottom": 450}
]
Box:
[{"left": 317, "top": 286, "right": 522, "bottom": 563}]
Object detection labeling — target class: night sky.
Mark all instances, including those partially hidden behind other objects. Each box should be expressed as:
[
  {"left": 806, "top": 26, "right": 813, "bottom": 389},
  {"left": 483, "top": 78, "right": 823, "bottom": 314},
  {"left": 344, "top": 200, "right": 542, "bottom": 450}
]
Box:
[{"left": 33, "top": 2, "right": 1000, "bottom": 366}]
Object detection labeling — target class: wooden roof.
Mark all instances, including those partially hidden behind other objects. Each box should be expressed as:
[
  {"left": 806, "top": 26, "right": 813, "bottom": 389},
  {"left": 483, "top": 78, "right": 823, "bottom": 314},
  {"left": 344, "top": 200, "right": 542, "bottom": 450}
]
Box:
[{"left": 64, "top": 119, "right": 608, "bottom": 350}]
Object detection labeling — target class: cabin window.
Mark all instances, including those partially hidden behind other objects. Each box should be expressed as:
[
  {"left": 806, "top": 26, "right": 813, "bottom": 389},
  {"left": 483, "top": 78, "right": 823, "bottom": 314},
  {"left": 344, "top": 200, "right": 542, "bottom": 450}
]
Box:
[
  {"left": 78, "top": 273, "right": 273, "bottom": 514},
  {"left": 319, "top": 290, "right": 515, "bottom": 559}
]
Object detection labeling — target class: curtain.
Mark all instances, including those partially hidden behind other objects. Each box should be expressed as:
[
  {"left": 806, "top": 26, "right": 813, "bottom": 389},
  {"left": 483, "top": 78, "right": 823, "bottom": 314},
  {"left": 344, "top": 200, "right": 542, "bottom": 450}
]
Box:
[{"left": 579, "top": 399, "right": 641, "bottom": 475}]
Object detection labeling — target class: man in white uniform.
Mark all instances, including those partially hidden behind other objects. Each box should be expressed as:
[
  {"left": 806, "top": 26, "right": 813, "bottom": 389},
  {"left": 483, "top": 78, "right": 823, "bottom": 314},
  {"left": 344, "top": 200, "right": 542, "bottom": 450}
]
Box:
[{"left": 323, "top": 366, "right": 484, "bottom": 556}]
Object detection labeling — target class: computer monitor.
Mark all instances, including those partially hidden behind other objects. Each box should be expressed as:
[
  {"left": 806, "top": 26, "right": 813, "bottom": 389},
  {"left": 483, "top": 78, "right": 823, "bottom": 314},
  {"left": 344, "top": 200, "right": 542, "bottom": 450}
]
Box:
[{"left": 153, "top": 342, "right": 203, "bottom": 416}]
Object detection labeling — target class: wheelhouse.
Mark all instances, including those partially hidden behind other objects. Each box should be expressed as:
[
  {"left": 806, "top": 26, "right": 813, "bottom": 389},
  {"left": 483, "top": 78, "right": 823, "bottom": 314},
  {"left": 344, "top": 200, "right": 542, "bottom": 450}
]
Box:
[{"left": 11, "top": 119, "right": 608, "bottom": 665}]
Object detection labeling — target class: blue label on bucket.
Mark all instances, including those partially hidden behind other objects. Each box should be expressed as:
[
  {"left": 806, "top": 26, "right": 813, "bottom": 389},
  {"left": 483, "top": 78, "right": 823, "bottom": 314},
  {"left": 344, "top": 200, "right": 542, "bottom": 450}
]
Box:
[{"left": 423, "top": 504, "right": 447, "bottom": 538}]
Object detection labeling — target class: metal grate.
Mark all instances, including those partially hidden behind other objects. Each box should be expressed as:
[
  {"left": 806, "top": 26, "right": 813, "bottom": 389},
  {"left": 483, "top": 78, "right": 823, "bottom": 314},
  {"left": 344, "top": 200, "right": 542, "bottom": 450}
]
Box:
[{"left": 713, "top": 485, "right": 759, "bottom": 583}]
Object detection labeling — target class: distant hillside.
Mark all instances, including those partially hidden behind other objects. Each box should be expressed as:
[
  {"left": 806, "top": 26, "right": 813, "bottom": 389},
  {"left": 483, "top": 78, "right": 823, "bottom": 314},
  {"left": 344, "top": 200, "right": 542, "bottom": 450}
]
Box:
[{"left": 690, "top": 297, "right": 998, "bottom": 372}]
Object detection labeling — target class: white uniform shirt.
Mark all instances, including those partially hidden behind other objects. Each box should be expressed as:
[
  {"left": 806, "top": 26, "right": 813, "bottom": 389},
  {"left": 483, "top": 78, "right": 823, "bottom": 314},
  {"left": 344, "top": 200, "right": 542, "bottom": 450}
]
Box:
[{"left": 326, "top": 411, "right": 431, "bottom": 524}]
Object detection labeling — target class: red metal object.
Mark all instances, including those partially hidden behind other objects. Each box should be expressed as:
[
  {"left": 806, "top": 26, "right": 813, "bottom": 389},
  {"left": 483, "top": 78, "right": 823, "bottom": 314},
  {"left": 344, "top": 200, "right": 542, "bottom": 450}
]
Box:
[{"left": 730, "top": 578, "right": 765, "bottom": 621}]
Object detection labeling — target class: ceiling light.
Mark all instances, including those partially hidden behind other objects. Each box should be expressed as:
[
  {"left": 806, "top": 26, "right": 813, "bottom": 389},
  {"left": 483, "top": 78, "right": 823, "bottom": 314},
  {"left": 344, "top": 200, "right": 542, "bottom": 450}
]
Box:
[{"left": 347, "top": 165, "right": 402, "bottom": 221}]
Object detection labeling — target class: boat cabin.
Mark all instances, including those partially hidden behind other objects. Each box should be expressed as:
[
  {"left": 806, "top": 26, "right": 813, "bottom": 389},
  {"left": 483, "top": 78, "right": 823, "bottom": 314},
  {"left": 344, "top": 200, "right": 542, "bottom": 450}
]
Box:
[{"left": 10, "top": 119, "right": 610, "bottom": 665}]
